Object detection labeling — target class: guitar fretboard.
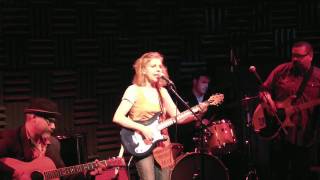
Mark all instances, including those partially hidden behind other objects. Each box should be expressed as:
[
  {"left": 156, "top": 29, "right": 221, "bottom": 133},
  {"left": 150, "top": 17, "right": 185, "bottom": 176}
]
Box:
[
  {"left": 43, "top": 160, "right": 106, "bottom": 178},
  {"left": 157, "top": 102, "right": 207, "bottom": 131},
  {"left": 296, "top": 99, "right": 320, "bottom": 111}
]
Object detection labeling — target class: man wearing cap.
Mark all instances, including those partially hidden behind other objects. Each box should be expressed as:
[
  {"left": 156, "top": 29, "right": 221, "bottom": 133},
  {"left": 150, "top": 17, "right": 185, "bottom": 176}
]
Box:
[{"left": 0, "top": 98, "right": 103, "bottom": 179}]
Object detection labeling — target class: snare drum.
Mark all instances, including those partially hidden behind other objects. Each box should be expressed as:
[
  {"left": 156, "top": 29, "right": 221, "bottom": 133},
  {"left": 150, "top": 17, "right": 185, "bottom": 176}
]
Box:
[
  {"left": 170, "top": 152, "right": 229, "bottom": 180},
  {"left": 208, "top": 119, "right": 236, "bottom": 154}
]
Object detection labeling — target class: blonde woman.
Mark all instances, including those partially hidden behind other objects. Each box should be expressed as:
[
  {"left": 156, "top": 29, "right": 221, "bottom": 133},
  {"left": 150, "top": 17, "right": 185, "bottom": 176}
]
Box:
[{"left": 113, "top": 52, "right": 208, "bottom": 180}]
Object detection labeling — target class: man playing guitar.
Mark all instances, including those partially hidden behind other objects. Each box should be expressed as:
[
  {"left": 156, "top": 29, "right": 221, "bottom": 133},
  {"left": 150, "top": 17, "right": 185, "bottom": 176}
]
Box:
[
  {"left": 0, "top": 98, "right": 106, "bottom": 179},
  {"left": 254, "top": 41, "right": 320, "bottom": 180}
]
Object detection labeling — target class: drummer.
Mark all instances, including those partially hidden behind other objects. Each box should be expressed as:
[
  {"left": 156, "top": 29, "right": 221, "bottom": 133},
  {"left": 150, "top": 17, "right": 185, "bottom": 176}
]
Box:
[{"left": 173, "top": 72, "right": 222, "bottom": 153}]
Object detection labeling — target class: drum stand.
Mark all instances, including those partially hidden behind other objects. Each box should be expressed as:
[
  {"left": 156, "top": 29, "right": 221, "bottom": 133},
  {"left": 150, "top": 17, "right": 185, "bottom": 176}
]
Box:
[
  {"left": 195, "top": 123, "right": 211, "bottom": 180},
  {"left": 165, "top": 84, "right": 209, "bottom": 180},
  {"left": 242, "top": 96, "right": 259, "bottom": 180}
]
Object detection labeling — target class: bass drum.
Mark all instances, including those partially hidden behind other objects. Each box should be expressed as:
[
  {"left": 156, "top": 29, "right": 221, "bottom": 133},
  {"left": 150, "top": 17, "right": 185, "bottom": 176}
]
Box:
[{"left": 170, "top": 152, "right": 229, "bottom": 180}]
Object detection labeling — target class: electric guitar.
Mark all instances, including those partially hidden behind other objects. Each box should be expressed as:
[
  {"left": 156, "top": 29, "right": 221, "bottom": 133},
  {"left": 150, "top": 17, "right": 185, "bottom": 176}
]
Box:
[
  {"left": 120, "top": 93, "right": 224, "bottom": 158},
  {"left": 252, "top": 96, "right": 320, "bottom": 139},
  {"left": 0, "top": 156, "right": 125, "bottom": 180}
]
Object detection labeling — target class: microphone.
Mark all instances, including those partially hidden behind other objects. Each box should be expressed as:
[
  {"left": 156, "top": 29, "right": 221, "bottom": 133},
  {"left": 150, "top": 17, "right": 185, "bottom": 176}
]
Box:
[
  {"left": 249, "top": 66, "right": 263, "bottom": 84},
  {"left": 160, "top": 75, "right": 175, "bottom": 87}
]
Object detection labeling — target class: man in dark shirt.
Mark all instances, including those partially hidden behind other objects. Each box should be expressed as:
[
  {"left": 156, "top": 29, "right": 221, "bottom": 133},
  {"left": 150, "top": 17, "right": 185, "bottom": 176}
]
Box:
[
  {"left": 258, "top": 41, "right": 320, "bottom": 180},
  {"left": 0, "top": 98, "right": 103, "bottom": 179},
  {"left": 177, "top": 73, "right": 215, "bottom": 153}
]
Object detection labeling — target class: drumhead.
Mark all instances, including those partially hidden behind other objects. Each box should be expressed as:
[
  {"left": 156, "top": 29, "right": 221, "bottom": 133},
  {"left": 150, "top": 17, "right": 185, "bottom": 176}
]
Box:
[
  {"left": 207, "top": 119, "right": 237, "bottom": 155},
  {"left": 170, "top": 152, "right": 229, "bottom": 180}
]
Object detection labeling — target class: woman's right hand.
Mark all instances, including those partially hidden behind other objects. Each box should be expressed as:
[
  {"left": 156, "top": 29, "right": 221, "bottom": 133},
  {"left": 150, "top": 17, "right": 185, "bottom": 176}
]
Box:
[{"left": 140, "top": 126, "right": 154, "bottom": 142}]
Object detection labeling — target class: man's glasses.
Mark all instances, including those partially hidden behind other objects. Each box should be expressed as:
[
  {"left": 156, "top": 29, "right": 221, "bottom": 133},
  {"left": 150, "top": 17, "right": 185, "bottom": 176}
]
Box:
[
  {"left": 292, "top": 52, "right": 309, "bottom": 58},
  {"left": 36, "top": 114, "right": 56, "bottom": 124},
  {"left": 45, "top": 117, "right": 56, "bottom": 124}
]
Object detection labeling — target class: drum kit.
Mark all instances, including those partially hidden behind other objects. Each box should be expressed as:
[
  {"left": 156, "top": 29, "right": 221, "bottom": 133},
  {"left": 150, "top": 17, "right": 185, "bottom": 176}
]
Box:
[{"left": 170, "top": 119, "right": 237, "bottom": 180}]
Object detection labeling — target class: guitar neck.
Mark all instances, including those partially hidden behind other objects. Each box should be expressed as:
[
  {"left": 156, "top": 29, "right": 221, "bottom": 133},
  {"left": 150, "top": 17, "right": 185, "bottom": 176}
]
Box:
[
  {"left": 295, "top": 99, "right": 320, "bottom": 111},
  {"left": 44, "top": 160, "right": 106, "bottom": 178},
  {"left": 157, "top": 101, "right": 208, "bottom": 130}
]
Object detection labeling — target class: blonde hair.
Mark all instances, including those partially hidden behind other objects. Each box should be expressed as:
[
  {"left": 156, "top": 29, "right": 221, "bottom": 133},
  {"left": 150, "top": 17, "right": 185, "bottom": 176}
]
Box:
[{"left": 132, "top": 52, "right": 169, "bottom": 87}]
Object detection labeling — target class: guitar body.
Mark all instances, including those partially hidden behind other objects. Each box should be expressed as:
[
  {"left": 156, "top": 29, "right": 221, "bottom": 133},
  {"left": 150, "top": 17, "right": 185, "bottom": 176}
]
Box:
[
  {"left": 120, "top": 113, "right": 166, "bottom": 158},
  {"left": 0, "top": 157, "right": 58, "bottom": 180},
  {"left": 252, "top": 97, "right": 302, "bottom": 139},
  {"left": 252, "top": 104, "right": 284, "bottom": 139},
  {"left": 0, "top": 156, "right": 125, "bottom": 180},
  {"left": 120, "top": 93, "right": 224, "bottom": 158}
]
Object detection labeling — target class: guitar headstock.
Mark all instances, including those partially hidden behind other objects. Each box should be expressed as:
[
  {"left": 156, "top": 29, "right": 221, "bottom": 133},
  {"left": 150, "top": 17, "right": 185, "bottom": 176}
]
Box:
[
  {"left": 207, "top": 93, "right": 224, "bottom": 106},
  {"left": 105, "top": 157, "right": 126, "bottom": 168}
]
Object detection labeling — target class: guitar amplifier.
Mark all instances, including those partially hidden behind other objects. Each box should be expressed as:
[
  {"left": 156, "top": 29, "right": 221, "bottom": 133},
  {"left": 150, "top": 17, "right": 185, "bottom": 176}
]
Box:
[
  {"left": 56, "top": 134, "right": 87, "bottom": 166},
  {"left": 95, "top": 167, "right": 128, "bottom": 180}
]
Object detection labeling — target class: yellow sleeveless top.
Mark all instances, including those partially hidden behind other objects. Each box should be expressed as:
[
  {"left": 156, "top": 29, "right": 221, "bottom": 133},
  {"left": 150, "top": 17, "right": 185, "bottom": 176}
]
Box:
[{"left": 128, "top": 86, "right": 162, "bottom": 122}]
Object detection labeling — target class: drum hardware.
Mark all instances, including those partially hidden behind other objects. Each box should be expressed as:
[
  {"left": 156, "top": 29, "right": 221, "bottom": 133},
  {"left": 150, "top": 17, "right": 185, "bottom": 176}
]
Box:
[
  {"left": 207, "top": 119, "right": 237, "bottom": 155},
  {"left": 242, "top": 95, "right": 259, "bottom": 180},
  {"left": 164, "top": 81, "right": 213, "bottom": 180},
  {"left": 170, "top": 152, "right": 229, "bottom": 180}
]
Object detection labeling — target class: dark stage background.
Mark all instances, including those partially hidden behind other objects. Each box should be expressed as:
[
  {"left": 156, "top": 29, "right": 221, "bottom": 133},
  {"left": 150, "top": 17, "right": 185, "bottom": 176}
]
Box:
[{"left": 0, "top": 0, "right": 320, "bottom": 179}]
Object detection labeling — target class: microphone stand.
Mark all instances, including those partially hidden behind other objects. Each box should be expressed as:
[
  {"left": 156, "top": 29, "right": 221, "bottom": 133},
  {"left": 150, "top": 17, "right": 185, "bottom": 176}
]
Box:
[
  {"left": 166, "top": 84, "right": 207, "bottom": 180},
  {"left": 242, "top": 95, "right": 259, "bottom": 180}
]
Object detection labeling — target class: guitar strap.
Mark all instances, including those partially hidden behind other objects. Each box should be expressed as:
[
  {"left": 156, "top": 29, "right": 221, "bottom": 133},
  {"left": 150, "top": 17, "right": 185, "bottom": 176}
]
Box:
[
  {"left": 293, "top": 66, "right": 313, "bottom": 103},
  {"left": 156, "top": 88, "right": 167, "bottom": 134}
]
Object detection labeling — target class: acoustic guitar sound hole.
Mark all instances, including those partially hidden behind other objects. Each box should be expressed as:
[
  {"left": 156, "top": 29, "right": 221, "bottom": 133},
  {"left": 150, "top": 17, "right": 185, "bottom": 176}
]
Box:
[{"left": 31, "top": 171, "right": 44, "bottom": 180}]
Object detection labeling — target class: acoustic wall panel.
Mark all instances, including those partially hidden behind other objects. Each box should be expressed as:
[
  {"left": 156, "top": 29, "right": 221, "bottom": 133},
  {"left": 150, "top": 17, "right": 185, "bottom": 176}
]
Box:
[
  {"left": 96, "top": 124, "right": 121, "bottom": 158},
  {"left": 96, "top": 67, "right": 122, "bottom": 95},
  {"left": 270, "top": 1, "right": 297, "bottom": 28},
  {"left": 177, "top": 8, "right": 206, "bottom": 34},
  {"left": 0, "top": 106, "right": 7, "bottom": 131},
  {"left": 247, "top": 32, "right": 274, "bottom": 59},
  {"left": 1, "top": 7, "right": 30, "bottom": 36},
  {"left": 0, "top": 39, "right": 9, "bottom": 68},
  {"left": 50, "top": 70, "right": 77, "bottom": 98},
  {"left": 73, "top": 39, "right": 100, "bottom": 65},
  {"left": 95, "top": 9, "right": 119, "bottom": 35},
  {"left": 136, "top": 9, "right": 159, "bottom": 35},
  {"left": 200, "top": 34, "right": 229, "bottom": 62},
  {"left": 30, "top": 7, "right": 51, "bottom": 37},
  {"left": 3, "top": 72, "right": 31, "bottom": 102},
  {"left": 51, "top": 8, "right": 77, "bottom": 35},
  {"left": 27, "top": 39, "right": 56, "bottom": 66},
  {"left": 73, "top": 98, "right": 98, "bottom": 126},
  {"left": 177, "top": 61, "right": 208, "bottom": 89},
  {"left": 224, "top": 5, "right": 251, "bottom": 32}
]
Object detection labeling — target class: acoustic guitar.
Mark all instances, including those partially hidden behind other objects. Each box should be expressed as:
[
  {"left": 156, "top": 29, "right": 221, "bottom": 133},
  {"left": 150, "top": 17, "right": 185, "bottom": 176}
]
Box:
[
  {"left": 0, "top": 156, "right": 125, "bottom": 180},
  {"left": 252, "top": 96, "right": 320, "bottom": 139},
  {"left": 120, "top": 93, "right": 224, "bottom": 158}
]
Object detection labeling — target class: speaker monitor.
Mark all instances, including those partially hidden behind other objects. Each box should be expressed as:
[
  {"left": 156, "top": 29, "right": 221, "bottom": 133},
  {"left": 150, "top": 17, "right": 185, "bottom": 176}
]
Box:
[{"left": 57, "top": 134, "right": 87, "bottom": 166}]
